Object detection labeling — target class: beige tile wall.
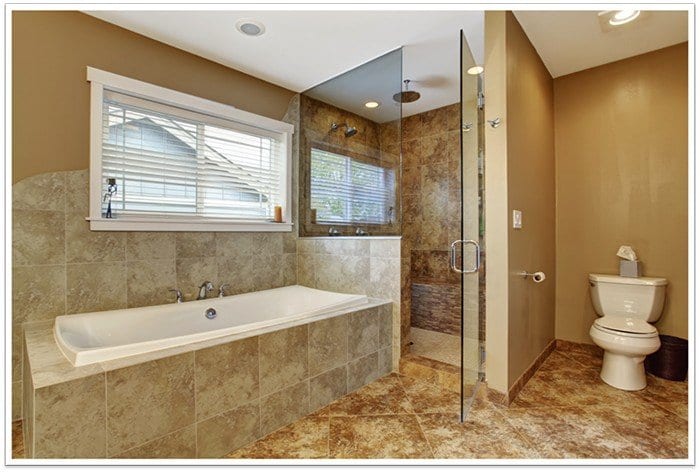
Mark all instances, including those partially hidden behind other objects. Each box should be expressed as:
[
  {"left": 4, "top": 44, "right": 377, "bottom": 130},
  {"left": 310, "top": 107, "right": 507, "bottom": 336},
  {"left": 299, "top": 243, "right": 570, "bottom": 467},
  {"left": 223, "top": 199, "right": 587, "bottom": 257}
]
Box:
[
  {"left": 23, "top": 304, "right": 392, "bottom": 458},
  {"left": 397, "top": 104, "right": 463, "bottom": 344},
  {"left": 297, "top": 238, "right": 400, "bottom": 370},
  {"left": 11, "top": 95, "right": 301, "bottom": 422}
]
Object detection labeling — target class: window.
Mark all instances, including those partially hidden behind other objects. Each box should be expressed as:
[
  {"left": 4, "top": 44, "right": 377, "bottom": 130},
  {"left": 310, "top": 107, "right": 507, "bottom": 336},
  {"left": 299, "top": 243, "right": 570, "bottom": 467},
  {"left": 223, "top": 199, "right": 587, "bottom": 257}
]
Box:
[
  {"left": 310, "top": 148, "right": 395, "bottom": 225},
  {"left": 87, "top": 67, "right": 293, "bottom": 231}
]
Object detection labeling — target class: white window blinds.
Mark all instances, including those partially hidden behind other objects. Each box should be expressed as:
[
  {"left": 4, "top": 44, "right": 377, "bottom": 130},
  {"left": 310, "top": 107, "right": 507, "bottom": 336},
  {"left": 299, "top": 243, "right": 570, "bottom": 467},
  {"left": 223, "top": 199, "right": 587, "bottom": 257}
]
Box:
[
  {"left": 100, "top": 90, "right": 286, "bottom": 221},
  {"left": 310, "top": 148, "right": 395, "bottom": 225}
]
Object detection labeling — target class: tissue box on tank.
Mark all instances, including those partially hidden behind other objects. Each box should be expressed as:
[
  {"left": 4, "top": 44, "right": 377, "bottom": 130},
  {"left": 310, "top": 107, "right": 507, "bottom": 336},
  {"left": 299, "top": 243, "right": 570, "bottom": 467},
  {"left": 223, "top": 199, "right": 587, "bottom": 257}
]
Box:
[{"left": 620, "top": 260, "right": 642, "bottom": 277}]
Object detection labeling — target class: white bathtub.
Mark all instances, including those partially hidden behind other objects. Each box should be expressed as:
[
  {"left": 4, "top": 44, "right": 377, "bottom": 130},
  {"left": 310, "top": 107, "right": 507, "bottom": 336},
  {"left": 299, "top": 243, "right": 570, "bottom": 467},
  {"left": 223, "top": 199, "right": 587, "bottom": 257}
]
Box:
[{"left": 54, "top": 285, "right": 369, "bottom": 367}]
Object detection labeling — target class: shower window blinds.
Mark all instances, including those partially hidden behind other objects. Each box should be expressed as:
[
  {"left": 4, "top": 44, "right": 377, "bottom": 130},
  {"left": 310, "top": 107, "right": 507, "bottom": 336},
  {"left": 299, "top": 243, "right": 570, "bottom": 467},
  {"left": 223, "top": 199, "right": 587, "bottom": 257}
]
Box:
[
  {"left": 310, "top": 148, "right": 395, "bottom": 225},
  {"left": 87, "top": 68, "right": 292, "bottom": 231}
]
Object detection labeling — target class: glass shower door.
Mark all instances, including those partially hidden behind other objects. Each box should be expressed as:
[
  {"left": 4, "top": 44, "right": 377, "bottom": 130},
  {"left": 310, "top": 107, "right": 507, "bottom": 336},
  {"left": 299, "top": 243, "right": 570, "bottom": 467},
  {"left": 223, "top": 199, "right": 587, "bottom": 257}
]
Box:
[{"left": 458, "top": 30, "right": 485, "bottom": 421}]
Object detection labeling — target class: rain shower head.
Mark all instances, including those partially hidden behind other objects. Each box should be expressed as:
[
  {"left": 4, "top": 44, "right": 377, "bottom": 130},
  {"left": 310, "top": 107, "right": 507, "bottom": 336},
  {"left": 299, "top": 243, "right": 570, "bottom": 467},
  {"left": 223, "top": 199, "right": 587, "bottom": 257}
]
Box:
[
  {"left": 393, "top": 79, "right": 421, "bottom": 103},
  {"left": 330, "top": 122, "right": 358, "bottom": 138}
]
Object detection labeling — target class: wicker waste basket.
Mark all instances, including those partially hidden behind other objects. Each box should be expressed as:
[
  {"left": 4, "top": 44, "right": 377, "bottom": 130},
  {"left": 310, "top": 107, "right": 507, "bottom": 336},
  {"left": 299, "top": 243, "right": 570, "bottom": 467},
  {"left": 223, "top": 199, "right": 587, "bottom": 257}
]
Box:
[{"left": 644, "top": 335, "right": 688, "bottom": 381}]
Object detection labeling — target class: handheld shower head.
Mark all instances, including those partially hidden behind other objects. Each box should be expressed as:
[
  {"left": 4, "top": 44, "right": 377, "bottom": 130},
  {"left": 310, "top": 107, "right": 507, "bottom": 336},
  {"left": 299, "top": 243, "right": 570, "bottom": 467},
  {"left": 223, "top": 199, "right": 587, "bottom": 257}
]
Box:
[{"left": 330, "top": 122, "right": 358, "bottom": 138}]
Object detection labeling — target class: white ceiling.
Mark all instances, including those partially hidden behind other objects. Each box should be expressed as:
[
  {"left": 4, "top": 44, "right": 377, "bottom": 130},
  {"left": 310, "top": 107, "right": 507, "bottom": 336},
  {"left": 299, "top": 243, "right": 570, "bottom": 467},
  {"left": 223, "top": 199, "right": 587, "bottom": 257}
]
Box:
[
  {"left": 85, "top": 10, "right": 485, "bottom": 117},
  {"left": 514, "top": 10, "right": 688, "bottom": 78},
  {"left": 84, "top": 9, "right": 687, "bottom": 118}
]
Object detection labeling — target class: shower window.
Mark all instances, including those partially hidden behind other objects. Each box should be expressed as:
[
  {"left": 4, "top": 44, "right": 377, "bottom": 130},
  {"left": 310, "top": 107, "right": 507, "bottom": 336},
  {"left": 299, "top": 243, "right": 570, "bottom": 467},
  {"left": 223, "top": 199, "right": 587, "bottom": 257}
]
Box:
[
  {"left": 310, "top": 148, "right": 395, "bottom": 225},
  {"left": 86, "top": 67, "right": 293, "bottom": 232}
]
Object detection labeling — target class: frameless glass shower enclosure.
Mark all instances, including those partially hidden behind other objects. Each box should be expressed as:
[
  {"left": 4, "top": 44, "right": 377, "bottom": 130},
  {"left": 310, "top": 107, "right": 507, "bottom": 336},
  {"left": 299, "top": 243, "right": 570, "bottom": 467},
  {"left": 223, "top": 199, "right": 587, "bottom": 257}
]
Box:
[
  {"left": 458, "top": 30, "right": 486, "bottom": 420},
  {"left": 297, "top": 38, "right": 485, "bottom": 422}
]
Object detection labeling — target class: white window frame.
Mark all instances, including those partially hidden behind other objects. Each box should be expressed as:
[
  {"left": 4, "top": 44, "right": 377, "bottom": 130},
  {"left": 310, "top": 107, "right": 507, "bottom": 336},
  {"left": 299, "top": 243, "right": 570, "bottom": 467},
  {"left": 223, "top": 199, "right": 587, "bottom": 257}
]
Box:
[{"left": 87, "top": 66, "right": 294, "bottom": 232}]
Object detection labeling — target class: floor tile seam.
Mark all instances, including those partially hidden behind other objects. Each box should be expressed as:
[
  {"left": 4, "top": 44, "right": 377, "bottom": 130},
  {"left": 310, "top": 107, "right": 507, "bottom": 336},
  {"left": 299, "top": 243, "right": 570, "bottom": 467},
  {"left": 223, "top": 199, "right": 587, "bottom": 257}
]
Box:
[
  {"left": 507, "top": 403, "right": 575, "bottom": 410},
  {"left": 561, "top": 412, "right": 655, "bottom": 458},
  {"left": 552, "top": 350, "right": 601, "bottom": 370},
  {"left": 635, "top": 387, "right": 688, "bottom": 400},
  {"left": 226, "top": 415, "right": 332, "bottom": 459},
  {"left": 481, "top": 409, "right": 544, "bottom": 457},
  {"left": 393, "top": 375, "right": 419, "bottom": 414},
  {"left": 651, "top": 401, "right": 689, "bottom": 421},
  {"left": 326, "top": 410, "right": 331, "bottom": 459},
  {"left": 494, "top": 417, "right": 620, "bottom": 459},
  {"left": 328, "top": 411, "right": 418, "bottom": 419},
  {"left": 411, "top": 413, "right": 437, "bottom": 459},
  {"left": 523, "top": 403, "right": 660, "bottom": 458}
]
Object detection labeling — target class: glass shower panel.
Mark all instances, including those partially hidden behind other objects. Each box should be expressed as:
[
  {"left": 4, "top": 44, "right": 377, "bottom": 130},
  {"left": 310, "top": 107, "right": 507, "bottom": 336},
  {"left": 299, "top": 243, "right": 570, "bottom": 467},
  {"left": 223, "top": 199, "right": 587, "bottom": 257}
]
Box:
[
  {"left": 460, "top": 30, "right": 485, "bottom": 421},
  {"left": 299, "top": 49, "right": 402, "bottom": 237}
]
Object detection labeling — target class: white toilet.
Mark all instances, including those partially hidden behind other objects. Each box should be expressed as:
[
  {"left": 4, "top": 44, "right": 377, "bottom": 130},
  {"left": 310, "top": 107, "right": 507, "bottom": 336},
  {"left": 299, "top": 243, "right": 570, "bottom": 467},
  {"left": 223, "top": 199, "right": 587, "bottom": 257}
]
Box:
[{"left": 588, "top": 273, "right": 668, "bottom": 391}]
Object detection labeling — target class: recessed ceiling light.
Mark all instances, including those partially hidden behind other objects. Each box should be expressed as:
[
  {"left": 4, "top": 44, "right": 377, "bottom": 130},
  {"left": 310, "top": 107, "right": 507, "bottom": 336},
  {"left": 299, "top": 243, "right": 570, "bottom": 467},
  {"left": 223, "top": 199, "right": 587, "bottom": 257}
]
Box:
[
  {"left": 236, "top": 19, "right": 265, "bottom": 36},
  {"left": 608, "top": 10, "right": 640, "bottom": 26},
  {"left": 467, "top": 66, "right": 484, "bottom": 75},
  {"left": 364, "top": 101, "right": 381, "bottom": 109}
]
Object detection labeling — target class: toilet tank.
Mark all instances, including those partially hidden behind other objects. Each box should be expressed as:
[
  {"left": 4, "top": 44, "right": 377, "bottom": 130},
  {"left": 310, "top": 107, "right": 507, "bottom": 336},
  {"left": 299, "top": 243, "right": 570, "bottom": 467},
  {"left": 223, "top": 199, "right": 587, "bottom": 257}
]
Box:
[{"left": 589, "top": 274, "right": 668, "bottom": 322}]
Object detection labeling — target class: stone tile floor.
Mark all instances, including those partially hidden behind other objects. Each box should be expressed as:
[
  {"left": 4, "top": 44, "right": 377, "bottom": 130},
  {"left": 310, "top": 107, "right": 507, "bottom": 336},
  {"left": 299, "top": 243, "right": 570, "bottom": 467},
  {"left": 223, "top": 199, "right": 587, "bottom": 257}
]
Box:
[
  {"left": 12, "top": 345, "right": 688, "bottom": 460},
  {"left": 229, "top": 346, "right": 688, "bottom": 460}
]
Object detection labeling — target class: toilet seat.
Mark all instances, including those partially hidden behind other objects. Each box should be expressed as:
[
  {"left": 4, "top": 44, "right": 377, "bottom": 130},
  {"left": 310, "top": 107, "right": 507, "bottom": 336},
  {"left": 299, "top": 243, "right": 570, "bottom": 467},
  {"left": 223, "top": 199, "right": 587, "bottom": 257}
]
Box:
[{"left": 593, "top": 316, "right": 658, "bottom": 339}]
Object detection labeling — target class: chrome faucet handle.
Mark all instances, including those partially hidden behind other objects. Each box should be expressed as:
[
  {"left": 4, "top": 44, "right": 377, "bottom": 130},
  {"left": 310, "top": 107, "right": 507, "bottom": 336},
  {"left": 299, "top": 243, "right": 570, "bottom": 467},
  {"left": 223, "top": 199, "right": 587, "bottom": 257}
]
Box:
[
  {"left": 168, "top": 289, "right": 183, "bottom": 304},
  {"left": 328, "top": 227, "right": 341, "bottom": 236},
  {"left": 218, "top": 284, "right": 230, "bottom": 298},
  {"left": 196, "top": 281, "right": 214, "bottom": 300}
]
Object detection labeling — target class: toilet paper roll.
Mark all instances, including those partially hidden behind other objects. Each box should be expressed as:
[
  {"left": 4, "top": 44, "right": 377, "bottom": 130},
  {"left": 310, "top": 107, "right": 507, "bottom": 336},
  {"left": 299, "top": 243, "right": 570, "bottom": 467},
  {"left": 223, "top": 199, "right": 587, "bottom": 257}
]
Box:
[{"left": 532, "top": 271, "right": 546, "bottom": 283}]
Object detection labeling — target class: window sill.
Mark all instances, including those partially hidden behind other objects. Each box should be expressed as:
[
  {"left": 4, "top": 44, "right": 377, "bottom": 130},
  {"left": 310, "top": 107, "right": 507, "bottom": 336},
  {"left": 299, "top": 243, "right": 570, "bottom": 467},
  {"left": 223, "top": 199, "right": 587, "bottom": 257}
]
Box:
[{"left": 86, "top": 217, "right": 293, "bottom": 232}]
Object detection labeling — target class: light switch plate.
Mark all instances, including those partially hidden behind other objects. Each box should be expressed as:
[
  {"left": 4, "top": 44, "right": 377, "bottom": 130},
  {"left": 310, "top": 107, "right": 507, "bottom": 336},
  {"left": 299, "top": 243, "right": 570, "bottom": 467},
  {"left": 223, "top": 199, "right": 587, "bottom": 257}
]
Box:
[{"left": 512, "top": 210, "right": 522, "bottom": 229}]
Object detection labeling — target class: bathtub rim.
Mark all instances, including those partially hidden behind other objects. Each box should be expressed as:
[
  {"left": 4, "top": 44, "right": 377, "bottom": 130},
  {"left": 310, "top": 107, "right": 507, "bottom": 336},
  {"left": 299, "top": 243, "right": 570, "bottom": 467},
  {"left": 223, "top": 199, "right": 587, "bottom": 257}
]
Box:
[
  {"left": 25, "top": 296, "right": 393, "bottom": 390},
  {"left": 54, "top": 285, "right": 371, "bottom": 367}
]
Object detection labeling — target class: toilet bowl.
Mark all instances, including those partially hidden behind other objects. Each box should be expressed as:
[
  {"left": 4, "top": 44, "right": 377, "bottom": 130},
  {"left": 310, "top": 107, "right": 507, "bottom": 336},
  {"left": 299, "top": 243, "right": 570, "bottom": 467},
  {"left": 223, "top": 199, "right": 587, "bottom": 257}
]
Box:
[
  {"left": 589, "top": 320, "right": 660, "bottom": 391},
  {"left": 588, "top": 274, "right": 667, "bottom": 391}
]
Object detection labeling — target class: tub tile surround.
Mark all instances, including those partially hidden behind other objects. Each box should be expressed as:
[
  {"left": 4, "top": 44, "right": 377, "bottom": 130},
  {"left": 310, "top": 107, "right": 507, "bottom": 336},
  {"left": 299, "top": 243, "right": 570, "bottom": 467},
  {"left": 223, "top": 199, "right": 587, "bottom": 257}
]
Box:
[
  {"left": 21, "top": 302, "right": 393, "bottom": 458},
  {"left": 11, "top": 169, "right": 298, "bottom": 420},
  {"left": 297, "top": 237, "right": 402, "bottom": 370}
]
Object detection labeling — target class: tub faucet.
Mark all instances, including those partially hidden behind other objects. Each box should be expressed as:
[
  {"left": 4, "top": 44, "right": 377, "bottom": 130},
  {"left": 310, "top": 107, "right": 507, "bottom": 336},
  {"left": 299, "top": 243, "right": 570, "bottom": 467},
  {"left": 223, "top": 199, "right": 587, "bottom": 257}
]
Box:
[
  {"left": 168, "top": 288, "right": 183, "bottom": 304},
  {"left": 197, "top": 281, "right": 214, "bottom": 300}
]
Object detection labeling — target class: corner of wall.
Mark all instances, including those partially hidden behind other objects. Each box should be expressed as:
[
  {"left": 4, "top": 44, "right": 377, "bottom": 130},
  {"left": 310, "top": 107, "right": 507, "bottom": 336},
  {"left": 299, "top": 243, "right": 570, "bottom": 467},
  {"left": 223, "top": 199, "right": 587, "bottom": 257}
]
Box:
[{"left": 483, "top": 10, "right": 509, "bottom": 395}]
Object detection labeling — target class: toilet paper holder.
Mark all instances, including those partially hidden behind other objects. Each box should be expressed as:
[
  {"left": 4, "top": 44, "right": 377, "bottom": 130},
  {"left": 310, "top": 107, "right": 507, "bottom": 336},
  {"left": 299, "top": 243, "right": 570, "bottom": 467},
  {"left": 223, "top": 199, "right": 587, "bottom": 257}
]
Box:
[{"left": 517, "top": 271, "right": 546, "bottom": 283}]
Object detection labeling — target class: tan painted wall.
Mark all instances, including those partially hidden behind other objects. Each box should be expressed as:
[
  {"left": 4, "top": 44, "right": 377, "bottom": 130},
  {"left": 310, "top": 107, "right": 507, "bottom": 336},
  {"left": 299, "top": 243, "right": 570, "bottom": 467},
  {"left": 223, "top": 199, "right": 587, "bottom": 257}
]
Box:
[
  {"left": 484, "top": 11, "right": 510, "bottom": 394},
  {"left": 12, "top": 11, "right": 295, "bottom": 183},
  {"left": 485, "top": 12, "right": 556, "bottom": 393},
  {"left": 504, "top": 13, "right": 556, "bottom": 387},
  {"left": 554, "top": 43, "right": 688, "bottom": 343}
]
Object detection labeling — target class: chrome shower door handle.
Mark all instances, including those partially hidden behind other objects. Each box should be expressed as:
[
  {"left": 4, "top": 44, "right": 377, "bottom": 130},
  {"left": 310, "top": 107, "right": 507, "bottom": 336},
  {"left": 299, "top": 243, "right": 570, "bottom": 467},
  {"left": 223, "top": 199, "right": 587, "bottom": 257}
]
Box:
[{"left": 450, "top": 239, "right": 481, "bottom": 274}]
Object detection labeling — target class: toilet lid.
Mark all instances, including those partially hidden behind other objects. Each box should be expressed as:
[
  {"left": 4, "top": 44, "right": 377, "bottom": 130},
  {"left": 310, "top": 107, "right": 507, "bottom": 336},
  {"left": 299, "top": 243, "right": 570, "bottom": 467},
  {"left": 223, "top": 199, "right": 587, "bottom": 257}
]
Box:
[{"left": 594, "top": 316, "right": 657, "bottom": 335}]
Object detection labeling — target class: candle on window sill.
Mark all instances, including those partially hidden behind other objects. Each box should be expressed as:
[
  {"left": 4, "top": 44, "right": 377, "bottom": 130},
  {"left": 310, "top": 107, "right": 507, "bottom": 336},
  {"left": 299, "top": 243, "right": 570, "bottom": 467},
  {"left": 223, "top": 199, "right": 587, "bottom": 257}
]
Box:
[{"left": 274, "top": 206, "right": 283, "bottom": 223}]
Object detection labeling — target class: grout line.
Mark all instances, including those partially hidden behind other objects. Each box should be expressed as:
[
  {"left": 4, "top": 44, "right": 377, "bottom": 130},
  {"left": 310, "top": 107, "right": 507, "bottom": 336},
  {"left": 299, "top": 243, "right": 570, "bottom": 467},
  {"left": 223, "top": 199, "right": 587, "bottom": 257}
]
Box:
[
  {"left": 103, "top": 372, "right": 108, "bottom": 457},
  {"left": 113, "top": 423, "right": 193, "bottom": 459},
  {"left": 192, "top": 351, "right": 198, "bottom": 458},
  {"left": 652, "top": 401, "right": 688, "bottom": 421},
  {"left": 412, "top": 413, "right": 436, "bottom": 459}
]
